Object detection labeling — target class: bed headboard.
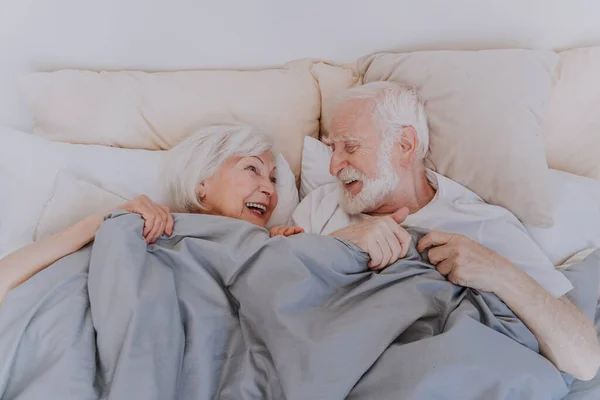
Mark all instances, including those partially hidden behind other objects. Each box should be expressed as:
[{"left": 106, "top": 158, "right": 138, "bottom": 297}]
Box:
[{"left": 2, "top": 0, "right": 600, "bottom": 131}]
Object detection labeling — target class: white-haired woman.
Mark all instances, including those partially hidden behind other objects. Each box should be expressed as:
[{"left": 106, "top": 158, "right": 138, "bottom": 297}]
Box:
[{"left": 0, "top": 125, "right": 302, "bottom": 306}]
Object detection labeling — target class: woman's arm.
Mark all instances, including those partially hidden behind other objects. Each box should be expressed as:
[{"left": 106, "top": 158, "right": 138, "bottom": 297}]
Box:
[
  {"left": 0, "top": 214, "right": 103, "bottom": 306},
  {"left": 0, "top": 195, "right": 173, "bottom": 307}
]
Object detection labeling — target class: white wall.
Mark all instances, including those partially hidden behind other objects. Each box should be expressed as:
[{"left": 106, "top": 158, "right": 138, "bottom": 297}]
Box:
[{"left": 1, "top": 0, "right": 600, "bottom": 131}]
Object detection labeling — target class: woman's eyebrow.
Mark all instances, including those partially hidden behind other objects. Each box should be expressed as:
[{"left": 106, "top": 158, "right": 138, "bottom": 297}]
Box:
[{"left": 251, "top": 156, "right": 265, "bottom": 165}]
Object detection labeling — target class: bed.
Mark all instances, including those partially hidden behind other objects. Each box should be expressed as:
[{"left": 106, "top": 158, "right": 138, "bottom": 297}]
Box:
[{"left": 1, "top": 1, "right": 600, "bottom": 398}]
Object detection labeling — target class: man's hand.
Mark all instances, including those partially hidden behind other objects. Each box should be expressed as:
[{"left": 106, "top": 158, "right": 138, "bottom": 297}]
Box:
[
  {"left": 330, "top": 208, "right": 411, "bottom": 270},
  {"left": 417, "top": 231, "right": 516, "bottom": 293}
]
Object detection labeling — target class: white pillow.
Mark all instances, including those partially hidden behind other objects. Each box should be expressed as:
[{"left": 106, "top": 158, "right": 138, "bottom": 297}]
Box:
[
  {"left": 299, "top": 136, "right": 335, "bottom": 200},
  {"left": 34, "top": 172, "right": 127, "bottom": 241},
  {"left": 0, "top": 127, "right": 166, "bottom": 256},
  {"left": 0, "top": 127, "right": 298, "bottom": 255},
  {"left": 525, "top": 170, "right": 600, "bottom": 265}
]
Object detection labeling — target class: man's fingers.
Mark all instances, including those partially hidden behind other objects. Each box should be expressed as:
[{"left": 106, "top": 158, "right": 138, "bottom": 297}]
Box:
[
  {"left": 375, "top": 236, "right": 393, "bottom": 270},
  {"left": 385, "top": 219, "right": 411, "bottom": 259},
  {"left": 390, "top": 224, "right": 412, "bottom": 258},
  {"left": 435, "top": 259, "right": 454, "bottom": 277},
  {"left": 427, "top": 245, "right": 452, "bottom": 265},
  {"left": 367, "top": 236, "right": 384, "bottom": 270},
  {"left": 382, "top": 230, "right": 401, "bottom": 268},
  {"left": 391, "top": 207, "right": 410, "bottom": 224},
  {"left": 417, "top": 231, "right": 455, "bottom": 253}
]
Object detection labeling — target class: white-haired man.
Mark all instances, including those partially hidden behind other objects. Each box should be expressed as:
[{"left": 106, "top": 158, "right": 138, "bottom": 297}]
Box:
[{"left": 291, "top": 82, "right": 600, "bottom": 380}]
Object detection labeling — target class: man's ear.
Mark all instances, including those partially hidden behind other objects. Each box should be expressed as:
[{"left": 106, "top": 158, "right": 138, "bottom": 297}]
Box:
[{"left": 396, "top": 126, "right": 418, "bottom": 166}]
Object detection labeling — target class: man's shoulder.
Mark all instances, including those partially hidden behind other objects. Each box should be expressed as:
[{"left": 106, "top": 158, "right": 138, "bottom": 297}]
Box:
[{"left": 431, "top": 170, "right": 483, "bottom": 204}]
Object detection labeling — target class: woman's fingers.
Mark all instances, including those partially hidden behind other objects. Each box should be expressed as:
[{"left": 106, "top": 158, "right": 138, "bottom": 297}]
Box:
[
  {"left": 162, "top": 206, "right": 174, "bottom": 236},
  {"left": 147, "top": 204, "right": 168, "bottom": 243},
  {"left": 140, "top": 197, "right": 164, "bottom": 243},
  {"left": 114, "top": 195, "right": 173, "bottom": 243}
]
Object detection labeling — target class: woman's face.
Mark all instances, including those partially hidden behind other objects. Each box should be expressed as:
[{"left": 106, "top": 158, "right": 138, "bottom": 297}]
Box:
[{"left": 198, "top": 151, "right": 278, "bottom": 227}]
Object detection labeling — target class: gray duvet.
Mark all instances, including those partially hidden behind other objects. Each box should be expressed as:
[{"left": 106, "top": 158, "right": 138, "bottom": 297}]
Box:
[{"left": 0, "top": 212, "right": 598, "bottom": 400}]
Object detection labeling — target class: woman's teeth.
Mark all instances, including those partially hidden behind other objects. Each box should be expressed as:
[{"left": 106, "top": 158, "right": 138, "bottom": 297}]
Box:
[{"left": 246, "top": 202, "right": 267, "bottom": 215}]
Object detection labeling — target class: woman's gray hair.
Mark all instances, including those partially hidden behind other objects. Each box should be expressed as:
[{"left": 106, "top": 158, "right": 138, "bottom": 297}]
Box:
[
  {"left": 163, "top": 124, "right": 275, "bottom": 213},
  {"left": 333, "top": 81, "right": 430, "bottom": 160}
]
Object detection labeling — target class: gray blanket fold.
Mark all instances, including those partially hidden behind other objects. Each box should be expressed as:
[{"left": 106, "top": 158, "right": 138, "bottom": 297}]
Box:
[{"left": 1, "top": 212, "right": 598, "bottom": 400}]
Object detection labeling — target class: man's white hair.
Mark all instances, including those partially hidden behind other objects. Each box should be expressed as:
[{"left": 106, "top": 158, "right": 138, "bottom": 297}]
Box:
[
  {"left": 163, "top": 124, "right": 274, "bottom": 213},
  {"left": 333, "top": 81, "right": 430, "bottom": 160}
]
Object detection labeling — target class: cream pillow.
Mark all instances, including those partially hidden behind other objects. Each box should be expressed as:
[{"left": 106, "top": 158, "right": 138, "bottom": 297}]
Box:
[
  {"left": 310, "top": 62, "right": 361, "bottom": 139},
  {"left": 356, "top": 50, "right": 558, "bottom": 227},
  {"left": 542, "top": 46, "right": 600, "bottom": 180},
  {"left": 19, "top": 59, "right": 333, "bottom": 180}
]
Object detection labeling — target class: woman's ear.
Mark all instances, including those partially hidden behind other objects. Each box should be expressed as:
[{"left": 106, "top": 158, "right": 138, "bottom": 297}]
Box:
[
  {"left": 396, "top": 126, "right": 418, "bottom": 166},
  {"left": 196, "top": 182, "right": 207, "bottom": 200}
]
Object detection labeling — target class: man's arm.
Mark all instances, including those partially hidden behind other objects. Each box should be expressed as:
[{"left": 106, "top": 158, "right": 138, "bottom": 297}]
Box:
[
  {"left": 494, "top": 267, "right": 600, "bottom": 381},
  {"left": 418, "top": 231, "right": 600, "bottom": 381}
]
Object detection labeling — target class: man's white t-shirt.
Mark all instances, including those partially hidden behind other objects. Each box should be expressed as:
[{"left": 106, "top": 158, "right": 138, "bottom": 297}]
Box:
[{"left": 291, "top": 170, "right": 573, "bottom": 298}]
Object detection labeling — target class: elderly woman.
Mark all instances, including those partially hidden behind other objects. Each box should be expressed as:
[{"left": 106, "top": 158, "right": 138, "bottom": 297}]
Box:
[{"left": 0, "top": 124, "right": 302, "bottom": 306}]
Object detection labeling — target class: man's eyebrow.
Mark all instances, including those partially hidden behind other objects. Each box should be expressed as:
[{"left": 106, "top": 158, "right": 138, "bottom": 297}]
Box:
[
  {"left": 251, "top": 156, "right": 265, "bottom": 165},
  {"left": 324, "top": 135, "right": 360, "bottom": 145}
]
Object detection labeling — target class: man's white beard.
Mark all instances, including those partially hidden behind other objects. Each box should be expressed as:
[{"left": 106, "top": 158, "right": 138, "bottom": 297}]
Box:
[{"left": 338, "top": 150, "right": 400, "bottom": 215}]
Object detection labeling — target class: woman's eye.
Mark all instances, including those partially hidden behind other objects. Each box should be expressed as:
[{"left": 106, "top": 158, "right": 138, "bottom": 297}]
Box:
[
  {"left": 246, "top": 165, "right": 258, "bottom": 173},
  {"left": 270, "top": 177, "right": 277, "bottom": 184}
]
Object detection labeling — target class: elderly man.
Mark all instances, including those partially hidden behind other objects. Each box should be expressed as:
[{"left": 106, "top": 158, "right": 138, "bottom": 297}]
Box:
[{"left": 291, "top": 82, "right": 600, "bottom": 381}]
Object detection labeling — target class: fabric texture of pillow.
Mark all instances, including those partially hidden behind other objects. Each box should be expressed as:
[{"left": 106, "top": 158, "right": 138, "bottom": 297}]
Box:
[
  {"left": 310, "top": 62, "right": 361, "bottom": 139},
  {"left": 19, "top": 59, "right": 341, "bottom": 180},
  {"left": 350, "top": 49, "right": 557, "bottom": 227},
  {"left": 526, "top": 169, "right": 600, "bottom": 266},
  {"left": 541, "top": 46, "right": 600, "bottom": 180},
  {"left": 0, "top": 127, "right": 298, "bottom": 257},
  {"left": 299, "top": 136, "right": 335, "bottom": 200},
  {"left": 35, "top": 171, "right": 127, "bottom": 241},
  {"left": 0, "top": 127, "right": 167, "bottom": 256}
]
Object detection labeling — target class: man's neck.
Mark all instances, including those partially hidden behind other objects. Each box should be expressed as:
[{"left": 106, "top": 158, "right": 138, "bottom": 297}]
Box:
[{"left": 367, "top": 165, "right": 436, "bottom": 216}]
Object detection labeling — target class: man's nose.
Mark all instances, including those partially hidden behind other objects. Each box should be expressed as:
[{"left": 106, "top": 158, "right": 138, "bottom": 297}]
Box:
[{"left": 330, "top": 150, "right": 347, "bottom": 177}]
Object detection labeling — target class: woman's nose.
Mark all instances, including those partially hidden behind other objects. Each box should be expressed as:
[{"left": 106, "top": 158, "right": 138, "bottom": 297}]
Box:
[{"left": 260, "top": 178, "right": 275, "bottom": 196}]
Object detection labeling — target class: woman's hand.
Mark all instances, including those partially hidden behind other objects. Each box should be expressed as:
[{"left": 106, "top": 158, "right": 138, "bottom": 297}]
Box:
[
  {"left": 269, "top": 226, "right": 304, "bottom": 237},
  {"left": 115, "top": 195, "right": 174, "bottom": 243}
]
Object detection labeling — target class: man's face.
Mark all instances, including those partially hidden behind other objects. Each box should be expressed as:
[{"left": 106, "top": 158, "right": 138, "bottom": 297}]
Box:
[{"left": 329, "top": 99, "right": 399, "bottom": 214}]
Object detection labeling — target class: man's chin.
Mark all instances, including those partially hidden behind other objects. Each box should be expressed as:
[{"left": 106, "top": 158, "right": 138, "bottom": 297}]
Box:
[{"left": 340, "top": 191, "right": 371, "bottom": 215}]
